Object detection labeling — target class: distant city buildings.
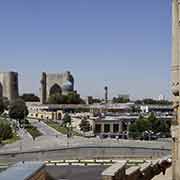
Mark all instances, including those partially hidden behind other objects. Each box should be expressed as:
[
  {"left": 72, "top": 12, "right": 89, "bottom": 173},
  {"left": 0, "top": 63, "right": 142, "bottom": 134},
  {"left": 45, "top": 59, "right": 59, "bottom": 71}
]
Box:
[
  {"left": 118, "top": 94, "right": 130, "bottom": 100},
  {"left": 140, "top": 104, "right": 173, "bottom": 114},
  {"left": 158, "top": 94, "right": 165, "bottom": 101}
]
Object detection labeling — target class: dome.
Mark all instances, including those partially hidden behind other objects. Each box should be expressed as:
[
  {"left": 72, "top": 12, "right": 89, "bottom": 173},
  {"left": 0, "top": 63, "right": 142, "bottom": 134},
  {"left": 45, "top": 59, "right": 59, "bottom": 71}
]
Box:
[{"left": 62, "top": 80, "right": 73, "bottom": 91}]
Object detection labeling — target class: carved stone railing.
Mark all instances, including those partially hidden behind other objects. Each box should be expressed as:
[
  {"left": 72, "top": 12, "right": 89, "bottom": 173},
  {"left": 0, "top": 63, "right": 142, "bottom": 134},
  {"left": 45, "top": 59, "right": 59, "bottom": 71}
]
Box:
[
  {"left": 125, "top": 166, "right": 140, "bottom": 180},
  {"left": 101, "top": 161, "right": 127, "bottom": 180},
  {"left": 101, "top": 157, "right": 172, "bottom": 180}
]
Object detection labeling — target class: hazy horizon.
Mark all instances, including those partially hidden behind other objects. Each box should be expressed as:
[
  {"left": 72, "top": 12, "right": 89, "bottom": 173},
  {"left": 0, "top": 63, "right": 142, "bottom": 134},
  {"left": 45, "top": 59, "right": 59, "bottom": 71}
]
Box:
[{"left": 0, "top": 0, "right": 171, "bottom": 100}]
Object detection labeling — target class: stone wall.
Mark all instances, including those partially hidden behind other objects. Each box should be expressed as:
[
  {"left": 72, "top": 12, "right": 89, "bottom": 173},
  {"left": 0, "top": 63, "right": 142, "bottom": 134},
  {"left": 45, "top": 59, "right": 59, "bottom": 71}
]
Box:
[
  {"left": 29, "top": 169, "right": 49, "bottom": 180},
  {"left": 125, "top": 166, "right": 140, "bottom": 180},
  {"left": 102, "top": 161, "right": 126, "bottom": 180},
  {"left": 0, "top": 146, "right": 170, "bottom": 164}
]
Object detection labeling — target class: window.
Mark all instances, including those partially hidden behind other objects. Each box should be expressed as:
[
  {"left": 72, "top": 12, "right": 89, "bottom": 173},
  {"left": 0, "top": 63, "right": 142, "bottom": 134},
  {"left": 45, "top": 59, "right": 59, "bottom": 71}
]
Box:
[
  {"left": 95, "top": 124, "right": 101, "bottom": 133},
  {"left": 113, "top": 124, "right": 119, "bottom": 133},
  {"left": 104, "top": 124, "right": 110, "bottom": 133}
]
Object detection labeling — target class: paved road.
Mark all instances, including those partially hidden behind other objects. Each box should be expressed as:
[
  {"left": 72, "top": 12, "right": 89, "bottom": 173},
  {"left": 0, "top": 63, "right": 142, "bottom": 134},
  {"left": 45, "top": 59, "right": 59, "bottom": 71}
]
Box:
[
  {"left": 17, "top": 128, "right": 32, "bottom": 141},
  {"left": 29, "top": 119, "right": 63, "bottom": 137},
  {"left": 0, "top": 118, "right": 172, "bottom": 155}
]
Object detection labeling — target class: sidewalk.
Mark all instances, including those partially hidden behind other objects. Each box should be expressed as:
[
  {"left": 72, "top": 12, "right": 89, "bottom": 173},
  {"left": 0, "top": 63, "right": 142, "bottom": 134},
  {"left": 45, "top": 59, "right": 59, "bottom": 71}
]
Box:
[{"left": 153, "top": 168, "right": 171, "bottom": 180}]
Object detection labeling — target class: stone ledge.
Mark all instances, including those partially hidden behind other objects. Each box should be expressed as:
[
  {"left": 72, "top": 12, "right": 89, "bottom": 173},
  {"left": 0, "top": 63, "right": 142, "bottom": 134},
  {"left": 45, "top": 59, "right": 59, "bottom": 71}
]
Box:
[
  {"left": 102, "top": 161, "right": 126, "bottom": 180},
  {"left": 126, "top": 166, "right": 141, "bottom": 180}
]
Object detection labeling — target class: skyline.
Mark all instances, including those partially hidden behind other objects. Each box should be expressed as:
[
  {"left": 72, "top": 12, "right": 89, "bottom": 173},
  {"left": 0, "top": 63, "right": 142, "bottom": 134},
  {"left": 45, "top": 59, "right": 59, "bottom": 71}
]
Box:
[{"left": 0, "top": 0, "right": 171, "bottom": 99}]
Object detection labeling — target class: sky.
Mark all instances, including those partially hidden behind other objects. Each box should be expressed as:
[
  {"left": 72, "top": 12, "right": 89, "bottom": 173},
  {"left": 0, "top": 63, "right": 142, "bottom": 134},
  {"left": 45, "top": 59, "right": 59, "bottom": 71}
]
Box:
[{"left": 0, "top": 0, "right": 171, "bottom": 100}]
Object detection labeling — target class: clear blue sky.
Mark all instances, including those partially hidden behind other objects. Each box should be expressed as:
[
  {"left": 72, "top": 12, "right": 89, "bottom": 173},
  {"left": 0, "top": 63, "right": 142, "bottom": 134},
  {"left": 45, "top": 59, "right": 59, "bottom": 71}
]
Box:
[{"left": 0, "top": 0, "right": 171, "bottom": 99}]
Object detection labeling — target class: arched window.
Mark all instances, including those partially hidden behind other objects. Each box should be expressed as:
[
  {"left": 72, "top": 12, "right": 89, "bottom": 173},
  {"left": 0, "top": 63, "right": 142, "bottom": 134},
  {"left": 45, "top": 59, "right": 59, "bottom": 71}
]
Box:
[{"left": 49, "top": 84, "right": 62, "bottom": 96}]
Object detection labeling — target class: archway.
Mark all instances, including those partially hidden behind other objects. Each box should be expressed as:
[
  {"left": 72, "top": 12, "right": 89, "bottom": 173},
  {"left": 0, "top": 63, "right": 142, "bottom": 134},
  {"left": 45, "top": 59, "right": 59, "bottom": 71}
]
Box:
[{"left": 49, "top": 84, "right": 62, "bottom": 96}]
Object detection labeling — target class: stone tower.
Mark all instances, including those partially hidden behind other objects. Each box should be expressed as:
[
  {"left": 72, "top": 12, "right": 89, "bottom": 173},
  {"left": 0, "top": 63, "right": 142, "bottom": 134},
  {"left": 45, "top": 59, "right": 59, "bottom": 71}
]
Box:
[
  {"left": 172, "top": 0, "right": 180, "bottom": 179},
  {"left": 40, "top": 72, "right": 47, "bottom": 104},
  {"left": 104, "top": 86, "right": 108, "bottom": 104},
  {"left": 0, "top": 72, "right": 19, "bottom": 101}
]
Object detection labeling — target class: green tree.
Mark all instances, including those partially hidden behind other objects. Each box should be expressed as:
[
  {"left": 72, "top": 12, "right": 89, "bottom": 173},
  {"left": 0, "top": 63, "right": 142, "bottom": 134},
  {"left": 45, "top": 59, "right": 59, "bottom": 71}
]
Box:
[
  {"left": 66, "top": 92, "right": 81, "bottom": 104},
  {"left": 147, "top": 112, "right": 170, "bottom": 135},
  {"left": 48, "top": 93, "right": 65, "bottom": 104},
  {"left": 129, "top": 115, "right": 150, "bottom": 139},
  {"left": 147, "top": 113, "right": 160, "bottom": 133},
  {"left": 62, "top": 113, "right": 72, "bottom": 138},
  {"left": 48, "top": 92, "right": 84, "bottom": 104},
  {"left": 63, "top": 113, "right": 71, "bottom": 126},
  {"left": 135, "top": 99, "right": 172, "bottom": 105},
  {"left": 20, "top": 93, "right": 40, "bottom": 102},
  {"left": 129, "top": 113, "right": 171, "bottom": 139},
  {"left": 0, "top": 119, "right": 13, "bottom": 141},
  {"left": 79, "top": 117, "right": 91, "bottom": 135},
  {"left": 135, "top": 116, "right": 150, "bottom": 132},
  {"left": 2, "top": 97, "right": 10, "bottom": 110},
  {"left": 0, "top": 98, "right": 5, "bottom": 115},
  {"left": 112, "top": 96, "right": 130, "bottom": 103},
  {"left": 128, "top": 123, "right": 140, "bottom": 139},
  {"left": 9, "top": 99, "right": 29, "bottom": 127}
]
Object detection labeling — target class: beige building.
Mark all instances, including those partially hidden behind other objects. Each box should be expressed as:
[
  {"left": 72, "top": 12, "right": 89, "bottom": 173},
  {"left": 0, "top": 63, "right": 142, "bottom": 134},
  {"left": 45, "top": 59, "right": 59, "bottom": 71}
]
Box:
[
  {"left": 27, "top": 103, "right": 63, "bottom": 120},
  {"left": 93, "top": 116, "right": 132, "bottom": 137}
]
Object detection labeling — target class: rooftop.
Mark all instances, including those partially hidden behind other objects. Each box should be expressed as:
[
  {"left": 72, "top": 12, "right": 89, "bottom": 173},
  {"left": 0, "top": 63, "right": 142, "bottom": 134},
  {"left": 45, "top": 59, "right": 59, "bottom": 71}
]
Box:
[{"left": 0, "top": 161, "right": 45, "bottom": 180}]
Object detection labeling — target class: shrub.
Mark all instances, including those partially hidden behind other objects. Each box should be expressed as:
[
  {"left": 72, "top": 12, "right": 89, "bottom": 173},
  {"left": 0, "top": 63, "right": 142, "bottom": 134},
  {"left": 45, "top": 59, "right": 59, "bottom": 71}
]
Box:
[{"left": 0, "top": 119, "right": 13, "bottom": 140}]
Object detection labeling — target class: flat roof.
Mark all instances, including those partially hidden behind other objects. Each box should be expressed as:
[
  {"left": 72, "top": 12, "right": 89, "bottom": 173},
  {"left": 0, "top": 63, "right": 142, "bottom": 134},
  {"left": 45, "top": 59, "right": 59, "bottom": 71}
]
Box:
[
  {"left": 95, "top": 115, "right": 172, "bottom": 122},
  {"left": 0, "top": 161, "right": 45, "bottom": 180},
  {"left": 46, "top": 165, "right": 108, "bottom": 180},
  {"left": 26, "top": 103, "right": 133, "bottom": 110}
]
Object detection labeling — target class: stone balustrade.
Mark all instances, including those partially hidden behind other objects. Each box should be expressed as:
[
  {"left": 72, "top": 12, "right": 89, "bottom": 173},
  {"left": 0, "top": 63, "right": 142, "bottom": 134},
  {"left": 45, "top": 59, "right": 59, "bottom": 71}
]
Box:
[
  {"left": 125, "top": 166, "right": 140, "bottom": 180},
  {"left": 140, "top": 162, "right": 153, "bottom": 180},
  {"left": 102, "top": 161, "right": 127, "bottom": 180},
  {"left": 101, "top": 157, "right": 172, "bottom": 180}
]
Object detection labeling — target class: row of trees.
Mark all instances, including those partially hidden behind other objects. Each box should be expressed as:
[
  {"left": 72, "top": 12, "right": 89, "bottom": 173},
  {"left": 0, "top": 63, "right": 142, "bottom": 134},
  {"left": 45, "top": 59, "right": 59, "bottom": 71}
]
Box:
[
  {"left": 129, "top": 113, "right": 171, "bottom": 139},
  {"left": 0, "top": 119, "right": 13, "bottom": 141},
  {"left": 112, "top": 97, "right": 172, "bottom": 105},
  {"left": 135, "top": 99, "right": 172, "bottom": 105},
  {"left": 0, "top": 98, "right": 29, "bottom": 127},
  {"left": 0, "top": 98, "right": 29, "bottom": 142},
  {"left": 79, "top": 117, "right": 91, "bottom": 133},
  {"left": 20, "top": 93, "right": 40, "bottom": 102},
  {"left": 61, "top": 113, "right": 91, "bottom": 137},
  {"left": 48, "top": 92, "right": 85, "bottom": 104},
  {"left": 112, "top": 96, "right": 130, "bottom": 104}
]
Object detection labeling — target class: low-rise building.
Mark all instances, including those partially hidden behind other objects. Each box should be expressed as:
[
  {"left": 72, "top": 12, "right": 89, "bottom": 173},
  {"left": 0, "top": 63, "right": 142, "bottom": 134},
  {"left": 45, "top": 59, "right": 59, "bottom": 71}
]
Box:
[
  {"left": 93, "top": 114, "right": 172, "bottom": 138},
  {"left": 140, "top": 105, "right": 173, "bottom": 114},
  {"left": 26, "top": 102, "right": 63, "bottom": 120}
]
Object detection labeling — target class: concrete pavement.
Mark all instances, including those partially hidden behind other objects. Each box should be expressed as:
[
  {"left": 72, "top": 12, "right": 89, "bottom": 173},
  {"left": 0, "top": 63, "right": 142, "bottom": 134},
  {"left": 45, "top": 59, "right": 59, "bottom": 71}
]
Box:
[
  {"left": 0, "top": 118, "right": 172, "bottom": 162},
  {"left": 29, "top": 119, "right": 64, "bottom": 137}
]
